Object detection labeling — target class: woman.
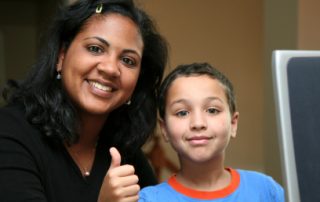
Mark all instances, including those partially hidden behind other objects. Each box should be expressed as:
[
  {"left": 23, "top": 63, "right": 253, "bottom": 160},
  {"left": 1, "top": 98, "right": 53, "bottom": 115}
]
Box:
[{"left": 0, "top": 0, "right": 168, "bottom": 201}]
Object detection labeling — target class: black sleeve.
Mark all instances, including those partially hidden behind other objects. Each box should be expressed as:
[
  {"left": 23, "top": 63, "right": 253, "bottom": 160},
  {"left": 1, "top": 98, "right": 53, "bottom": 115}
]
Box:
[
  {"left": 131, "top": 149, "right": 158, "bottom": 187},
  {"left": 0, "top": 112, "right": 47, "bottom": 201}
]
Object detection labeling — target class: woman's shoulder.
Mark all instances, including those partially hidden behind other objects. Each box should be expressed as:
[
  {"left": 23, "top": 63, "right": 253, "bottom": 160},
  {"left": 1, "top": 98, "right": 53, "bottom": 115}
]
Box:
[
  {"left": 0, "top": 103, "right": 26, "bottom": 128},
  {"left": 0, "top": 103, "right": 58, "bottom": 169},
  {"left": 0, "top": 103, "right": 42, "bottom": 143}
]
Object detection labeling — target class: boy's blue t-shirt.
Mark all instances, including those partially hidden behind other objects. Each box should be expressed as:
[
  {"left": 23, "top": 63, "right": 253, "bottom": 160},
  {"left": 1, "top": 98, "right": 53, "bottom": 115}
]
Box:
[{"left": 139, "top": 168, "right": 284, "bottom": 202}]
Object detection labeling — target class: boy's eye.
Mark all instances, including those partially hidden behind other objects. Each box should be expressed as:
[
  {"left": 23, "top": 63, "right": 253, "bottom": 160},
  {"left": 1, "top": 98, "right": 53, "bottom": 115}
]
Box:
[
  {"left": 207, "top": 108, "right": 219, "bottom": 114},
  {"left": 88, "top": 45, "right": 103, "bottom": 54},
  {"left": 176, "top": 110, "right": 189, "bottom": 117},
  {"left": 121, "top": 57, "right": 136, "bottom": 66}
]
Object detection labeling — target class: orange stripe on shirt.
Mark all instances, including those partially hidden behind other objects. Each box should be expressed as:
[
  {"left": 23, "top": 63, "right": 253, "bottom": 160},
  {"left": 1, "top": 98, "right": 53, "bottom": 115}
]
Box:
[{"left": 167, "top": 168, "right": 240, "bottom": 200}]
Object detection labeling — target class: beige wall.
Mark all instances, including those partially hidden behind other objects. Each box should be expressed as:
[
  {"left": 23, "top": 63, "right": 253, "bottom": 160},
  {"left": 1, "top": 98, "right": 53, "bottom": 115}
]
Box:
[
  {"left": 0, "top": 0, "right": 57, "bottom": 84},
  {"left": 298, "top": 0, "right": 320, "bottom": 49},
  {"left": 139, "top": 0, "right": 268, "bottom": 181},
  {"left": 0, "top": 0, "right": 57, "bottom": 106},
  {"left": 0, "top": 1, "right": 38, "bottom": 82},
  {"left": 0, "top": 31, "right": 5, "bottom": 88},
  {"left": 263, "top": 0, "right": 299, "bottom": 184}
]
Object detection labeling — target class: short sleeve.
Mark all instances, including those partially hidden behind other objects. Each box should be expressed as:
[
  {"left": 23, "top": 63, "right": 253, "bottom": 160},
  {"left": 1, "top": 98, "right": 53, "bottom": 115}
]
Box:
[
  {"left": 139, "top": 186, "right": 157, "bottom": 202},
  {"left": 265, "top": 176, "right": 285, "bottom": 202}
]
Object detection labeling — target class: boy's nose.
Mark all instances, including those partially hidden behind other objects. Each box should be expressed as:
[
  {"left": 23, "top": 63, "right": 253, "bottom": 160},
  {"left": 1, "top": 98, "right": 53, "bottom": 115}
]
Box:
[{"left": 190, "top": 112, "right": 207, "bottom": 130}]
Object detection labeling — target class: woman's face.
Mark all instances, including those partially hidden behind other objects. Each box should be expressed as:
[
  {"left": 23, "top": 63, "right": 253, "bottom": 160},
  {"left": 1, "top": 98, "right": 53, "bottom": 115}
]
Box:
[{"left": 57, "top": 14, "right": 143, "bottom": 119}]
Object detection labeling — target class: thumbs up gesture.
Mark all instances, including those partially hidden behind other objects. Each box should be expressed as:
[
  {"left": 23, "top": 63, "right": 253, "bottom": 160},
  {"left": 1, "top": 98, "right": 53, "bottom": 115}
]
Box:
[{"left": 97, "top": 147, "right": 140, "bottom": 202}]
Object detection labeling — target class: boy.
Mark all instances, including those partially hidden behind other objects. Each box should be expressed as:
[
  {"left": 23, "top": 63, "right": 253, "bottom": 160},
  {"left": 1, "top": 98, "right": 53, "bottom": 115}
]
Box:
[{"left": 139, "top": 62, "right": 284, "bottom": 201}]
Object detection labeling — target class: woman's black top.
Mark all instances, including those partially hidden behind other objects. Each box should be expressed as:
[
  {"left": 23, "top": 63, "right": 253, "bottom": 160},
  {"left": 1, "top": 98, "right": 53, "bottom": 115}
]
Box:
[{"left": 0, "top": 104, "right": 157, "bottom": 202}]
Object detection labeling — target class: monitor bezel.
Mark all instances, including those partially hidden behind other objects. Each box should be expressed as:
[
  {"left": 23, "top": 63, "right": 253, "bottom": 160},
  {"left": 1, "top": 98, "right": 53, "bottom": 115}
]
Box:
[{"left": 272, "top": 50, "right": 320, "bottom": 202}]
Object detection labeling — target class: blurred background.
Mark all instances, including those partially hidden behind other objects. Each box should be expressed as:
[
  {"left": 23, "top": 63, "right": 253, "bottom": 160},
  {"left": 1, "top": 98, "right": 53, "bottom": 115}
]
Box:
[{"left": 1, "top": 0, "right": 320, "bottom": 184}]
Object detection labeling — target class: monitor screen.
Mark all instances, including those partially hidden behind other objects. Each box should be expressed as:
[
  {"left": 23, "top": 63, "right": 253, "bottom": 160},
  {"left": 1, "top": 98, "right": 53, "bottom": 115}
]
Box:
[{"left": 272, "top": 50, "right": 320, "bottom": 202}]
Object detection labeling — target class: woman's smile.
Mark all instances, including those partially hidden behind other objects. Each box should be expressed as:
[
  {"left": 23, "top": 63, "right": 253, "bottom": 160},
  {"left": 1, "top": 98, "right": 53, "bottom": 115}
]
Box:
[{"left": 89, "top": 81, "right": 113, "bottom": 92}]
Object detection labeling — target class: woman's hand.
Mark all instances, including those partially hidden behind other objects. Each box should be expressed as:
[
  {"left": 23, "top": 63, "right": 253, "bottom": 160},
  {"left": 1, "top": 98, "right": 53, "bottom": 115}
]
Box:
[{"left": 98, "top": 147, "right": 140, "bottom": 202}]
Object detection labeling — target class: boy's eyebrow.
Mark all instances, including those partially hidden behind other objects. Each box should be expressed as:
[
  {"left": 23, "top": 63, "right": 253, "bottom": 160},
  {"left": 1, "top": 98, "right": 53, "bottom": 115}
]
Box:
[
  {"left": 169, "top": 99, "right": 188, "bottom": 106},
  {"left": 205, "top": 96, "right": 224, "bottom": 103},
  {"left": 169, "top": 96, "right": 224, "bottom": 107}
]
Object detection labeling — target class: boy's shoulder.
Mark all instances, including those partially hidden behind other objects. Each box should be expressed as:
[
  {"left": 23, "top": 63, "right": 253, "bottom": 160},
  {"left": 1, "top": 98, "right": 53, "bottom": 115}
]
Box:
[
  {"left": 140, "top": 180, "right": 172, "bottom": 193},
  {"left": 237, "top": 169, "right": 270, "bottom": 177},
  {"left": 235, "top": 169, "right": 284, "bottom": 200},
  {"left": 139, "top": 180, "right": 174, "bottom": 201},
  {"left": 236, "top": 169, "right": 278, "bottom": 183}
]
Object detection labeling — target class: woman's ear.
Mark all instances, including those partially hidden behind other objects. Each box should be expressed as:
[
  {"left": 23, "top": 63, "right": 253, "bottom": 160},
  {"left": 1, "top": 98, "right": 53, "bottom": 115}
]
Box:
[
  {"left": 57, "top": 49, "right": 65, "bottom": 72},
  {"left": 159, "top": 118, "right": 169, "bottom": 142},
  {"left": 230, "top": 112, "right": 239, "bottom": 138}
]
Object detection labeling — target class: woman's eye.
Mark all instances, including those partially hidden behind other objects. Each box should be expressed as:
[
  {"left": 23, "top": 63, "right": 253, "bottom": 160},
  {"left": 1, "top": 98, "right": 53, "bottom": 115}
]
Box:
[
  {"left": 88, "top": 45, "right": 103, "bottom": 54},
  {"left": 122, "top": 57, "right": 136, "bottom": 66},
  {"left": 176, "top": 110, "right": 189, "bottom": 117},
  {"left": 207, "top": 108, "right": 219, "bottom": 114}
]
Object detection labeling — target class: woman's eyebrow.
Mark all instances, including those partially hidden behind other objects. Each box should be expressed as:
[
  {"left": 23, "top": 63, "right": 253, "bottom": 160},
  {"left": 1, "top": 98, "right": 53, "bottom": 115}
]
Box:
[
  {"left": 84, "top": 36, "right": 142, "bottom": 58},
  {"left": 84, "top": 36, "right": 110, "bottom": 46}
]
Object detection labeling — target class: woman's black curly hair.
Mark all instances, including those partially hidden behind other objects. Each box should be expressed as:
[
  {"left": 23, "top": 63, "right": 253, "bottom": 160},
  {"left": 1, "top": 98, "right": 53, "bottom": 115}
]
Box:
[{"left": 2, "top": 0, "right": 168, "bottom": 153}]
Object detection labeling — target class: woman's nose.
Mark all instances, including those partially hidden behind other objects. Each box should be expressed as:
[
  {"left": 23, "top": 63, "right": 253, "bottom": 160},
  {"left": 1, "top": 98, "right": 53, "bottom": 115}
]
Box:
[{"left": 96, "top": 57, "right": 120, "bottom": 78}]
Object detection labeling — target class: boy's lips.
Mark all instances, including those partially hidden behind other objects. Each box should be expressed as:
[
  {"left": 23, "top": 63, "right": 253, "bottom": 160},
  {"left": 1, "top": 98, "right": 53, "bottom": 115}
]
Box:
[
  {"left": 187, "top": 136, "right": 212, "bottom": 140},
  {"left": 187, "top": 136, "right": 213, "bottom": 145}
]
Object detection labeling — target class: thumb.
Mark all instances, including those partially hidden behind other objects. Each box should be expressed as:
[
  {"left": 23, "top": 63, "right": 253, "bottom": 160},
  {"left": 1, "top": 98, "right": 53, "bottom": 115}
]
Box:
[{"left": 108, "top": 147, "right": 121, "bottom": 170}]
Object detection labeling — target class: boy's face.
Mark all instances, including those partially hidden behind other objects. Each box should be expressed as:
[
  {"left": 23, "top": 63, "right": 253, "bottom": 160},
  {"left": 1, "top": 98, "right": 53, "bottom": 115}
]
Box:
[{"left": 160, "top": 75, "right": 239, "bottom": 164}]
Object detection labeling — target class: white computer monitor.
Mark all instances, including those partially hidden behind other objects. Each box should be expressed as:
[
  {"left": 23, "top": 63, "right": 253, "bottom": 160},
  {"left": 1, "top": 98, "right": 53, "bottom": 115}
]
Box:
[{"left": 272, "top": 50, "right": 320, "bottom": 202}]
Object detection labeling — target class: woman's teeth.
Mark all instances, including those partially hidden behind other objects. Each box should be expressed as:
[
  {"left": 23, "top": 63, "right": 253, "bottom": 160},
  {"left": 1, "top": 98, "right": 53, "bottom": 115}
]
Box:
[{"left": 90, "top": 81, "right": 112, "bottom": 92}]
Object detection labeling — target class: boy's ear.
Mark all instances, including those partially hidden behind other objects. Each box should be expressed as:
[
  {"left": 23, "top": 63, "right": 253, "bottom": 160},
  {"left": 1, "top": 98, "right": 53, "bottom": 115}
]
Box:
[
  {"left": 230, "top": 112, "right": 239, "bottom": 138},
  {"left": 158, "top": 118, "right": 169, "bottom": 142}
]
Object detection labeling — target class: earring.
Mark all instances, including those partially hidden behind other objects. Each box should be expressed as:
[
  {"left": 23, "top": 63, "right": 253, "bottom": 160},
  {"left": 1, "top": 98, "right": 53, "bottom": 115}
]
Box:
[
  {"left": 56, "top": 72, "right": 61, "bottom": 80},
  {"left": 125, "top": 100, "right": 131, "bottom": 105}
]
